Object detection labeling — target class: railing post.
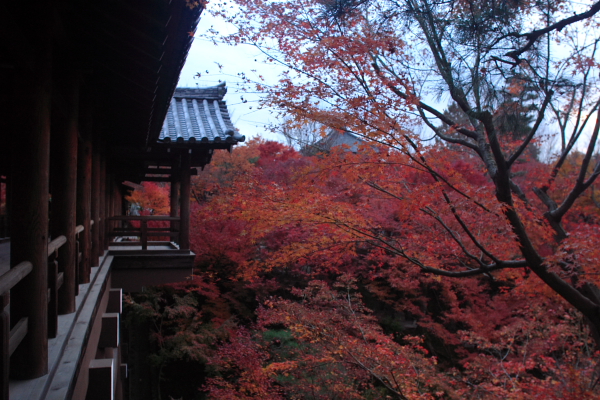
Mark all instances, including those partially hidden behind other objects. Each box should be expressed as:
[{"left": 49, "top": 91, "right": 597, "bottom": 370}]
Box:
[
  {"left": 75, "top": 228, "right": 82, "bottom": 296},
  {"left": 170, "top": 172, "right": 180, "bottom": 242},
  {"left": 141, "top": 220, "right": 148, "bottom": 251},
  {"left": 48, "top": 257, "right": 58, "bottom": 338},
  {"left": 180, "top": 151, "right": 191, "bottom": 250},
  {"left": 0, "top": 293, "right": 9, "bottom": 400}
]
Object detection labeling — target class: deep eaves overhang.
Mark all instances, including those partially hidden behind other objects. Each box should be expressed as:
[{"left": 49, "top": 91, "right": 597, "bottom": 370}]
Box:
[
  {"left": 72, "top": 0, "right": 204, "bottom": 148},
  {"left": 0, "top": 0, "right": 204, "bottom": 181}
]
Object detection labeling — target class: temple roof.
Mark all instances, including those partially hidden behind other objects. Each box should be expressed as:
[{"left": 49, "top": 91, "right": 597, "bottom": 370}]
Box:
[{"left": 158, "top": 83, "right": 245, "bottom": 144}]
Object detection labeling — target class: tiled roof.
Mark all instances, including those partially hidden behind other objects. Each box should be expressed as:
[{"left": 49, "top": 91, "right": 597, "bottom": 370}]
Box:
[
  {"left": 159, "top": 83, "right": 245, "bottom": 144},
  {"left": 313, "top": 130, "right": 365, "bottom": 153}
]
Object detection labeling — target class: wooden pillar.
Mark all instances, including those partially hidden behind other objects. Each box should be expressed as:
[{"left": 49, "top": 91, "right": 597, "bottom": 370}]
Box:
[
  {"left": 91, "top": 148, "right": 101, "bottom": 266},
  {"left": 179, "top": 151, "right": 191, "bottom": 250},
  {"left": 77, "top": 109, "right": 93, "bottom": 284},
  {"left": 10, "top": 58, "right": 52, "bottom": 378},
  {"left": 0, "top": 294, "right": 9, "bottom": 399},
  {"left": 170, "top": 181, "right": 180, "bottom": 218},
  {"left": 170, "top": 171, "right": 180, "bottom": 241},
  {"left": 103, "top": 174, "right": 115, "bottom": 250},
  {"left": 1, "top": 176, "right": 9, "bottom": 240},
  {"left": 99, "top": 154, "right": 106, "bottom": 252},
  {"left": 50, "top": 74, "right": 79, "bottom": 315}
]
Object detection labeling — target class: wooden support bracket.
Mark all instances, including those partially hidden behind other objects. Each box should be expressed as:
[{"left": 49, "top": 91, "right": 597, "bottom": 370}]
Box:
[{"left": 98, "top": 313, "right": 120, "bottom": 349}]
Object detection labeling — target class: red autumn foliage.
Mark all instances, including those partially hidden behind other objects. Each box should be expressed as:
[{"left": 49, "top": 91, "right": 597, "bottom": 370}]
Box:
[
  {"left": 176, "top": 140, "right": 599, "bottom": 399},
  {"left": 128, "top": 0, "right": 600, "bottom": 395},
  {"left": 125, "top": 135, "right": 600, "bottom": 398}
]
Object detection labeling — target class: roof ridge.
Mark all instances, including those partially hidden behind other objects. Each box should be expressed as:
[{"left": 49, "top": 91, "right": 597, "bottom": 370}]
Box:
[{"left": 174, "top": 82, "right": 227, "bottom": 100}]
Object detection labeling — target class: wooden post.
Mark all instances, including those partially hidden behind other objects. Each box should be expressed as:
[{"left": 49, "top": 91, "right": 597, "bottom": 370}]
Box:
[
  {"left": 10, "top": 57, "right": 52, "bottom": 378},
  {"left": 77, "top": 105, "right": 93, "bottom": 284},
  {"left": 140, "top": 220, "right": 148, "bottom": 251},
  {"left": 99, "top": 154, "right": 107, "bottom": 252},
  {"left": 106, "top": 174, "right": 113, "bottom": 246},
  {"left": 0, "top": 294, "right": 9, "bottom": 400},
  {"left": 91, "top": 148, "right": 101, "bottom": 266},
  {"left": 2, "top": 176, "right": 10, "bottom": 241},
  {"left": 179, "top": 151, "right": 191, "bottom": 250},
  {"left": 170, "top": 174, "right": 180, "bottom": 242},
  {"left": 50, "top": 73, "right": 79, "bottom": 314},
  {"left": 75, "top": 229, "right": 81, "bottom": 295},
  {"left": 170, "top": 181, "right": 180, "bottom": 218},
  {"left": 47, "top": 258, "right": 58, "bottom": 338},
  {"left": 0, "top": 180, "right": 5, "bottom": 239}
]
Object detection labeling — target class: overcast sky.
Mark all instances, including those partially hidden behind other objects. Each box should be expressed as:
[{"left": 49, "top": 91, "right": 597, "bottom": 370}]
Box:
[{"left": 177, "top": 10, "right": 284, "bottom": 141}]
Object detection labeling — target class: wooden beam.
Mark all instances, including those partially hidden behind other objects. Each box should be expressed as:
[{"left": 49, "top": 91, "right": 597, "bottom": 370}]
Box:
[
  {"left": 108, "top": 216, "right": 179, "bottom": 221},
  {"left": 98, "top": 313, "right": 120, "bottom": 348},
  {"left": 86, "top": 359, "right": 114, "bottom": 400},
  {"left": 107, "top": 288, "right": 122, "bottom": 314},
  {"left": 140, "top": 176, "right": 173, "bottom": 182}
]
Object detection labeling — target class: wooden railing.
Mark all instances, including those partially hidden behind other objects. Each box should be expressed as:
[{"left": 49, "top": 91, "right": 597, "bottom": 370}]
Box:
[
  {"left": 47, "top": 235, "right": 66, "bottom": 339},
  {"left": 107, "top": 216, "right": 180, "bottom": 250},
  {"left": 0, "top": 261, "right": 32, "bottom": 399},
  {"left": 0, "top": 224, "right": 87, "bottom": 399},
  {"left": 75, "top": 224, "right": 83, "bottom": 296}
]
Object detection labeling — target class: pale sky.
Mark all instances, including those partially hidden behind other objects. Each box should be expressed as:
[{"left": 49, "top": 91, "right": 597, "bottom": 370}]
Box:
[{"left": 177, "top": 10, "right": 284, "bottom": 141}]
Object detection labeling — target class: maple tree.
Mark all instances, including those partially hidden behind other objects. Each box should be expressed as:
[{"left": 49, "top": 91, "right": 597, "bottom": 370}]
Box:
[
  {"left": 193, "top": 141, "right": 600, "bottom": 398},
  {"left": 121, "top": 5, "right": 600, "bottom": 392},
  {"left": 126, "top": 136, "right": 600, "bottom": 397},
  {"left": 126, "top": 181, "right": 171, "bottom": 216},
  {"left": 205, "top": 0, "right": 600, "bottom": 354}
]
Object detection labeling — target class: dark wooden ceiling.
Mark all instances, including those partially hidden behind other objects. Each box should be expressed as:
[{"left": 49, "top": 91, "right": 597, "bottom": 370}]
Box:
[{"left": 0, "top": 0, "right": 203, "bottom": 178}]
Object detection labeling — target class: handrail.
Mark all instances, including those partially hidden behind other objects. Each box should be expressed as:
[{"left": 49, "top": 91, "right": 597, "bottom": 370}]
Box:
[
  {"left": 9, "top": 317, "right": 28, "bottom": 356},
  {"left": 75, "top": 225, "right": 84, "bottom": 234},
  {"left": 108, "top": 216, "right": 180, "bottom": 221},
  {"left": 0, "top": 261, "right": 33, "bottom": 295},
  {"left": 108, "top": 215, "right": 180, "bottom": 250},
  {"left": 47, "top": 235, "right": 67, "bottom": 257}
]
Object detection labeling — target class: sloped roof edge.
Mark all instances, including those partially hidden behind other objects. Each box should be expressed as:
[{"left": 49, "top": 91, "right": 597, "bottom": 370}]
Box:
[{"left": 159, "top": 83, "right": 245, "bottom": 145}]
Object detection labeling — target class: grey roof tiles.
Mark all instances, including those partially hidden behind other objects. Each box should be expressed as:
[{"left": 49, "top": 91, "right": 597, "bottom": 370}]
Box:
[{"left": 159, "top": 83, "right": 245, "bottom": 144}]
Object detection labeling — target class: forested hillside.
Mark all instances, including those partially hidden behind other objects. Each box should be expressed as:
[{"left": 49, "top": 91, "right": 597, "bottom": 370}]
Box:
[{"left": 126, "top": 138, "right": 600, "bottom": 399}]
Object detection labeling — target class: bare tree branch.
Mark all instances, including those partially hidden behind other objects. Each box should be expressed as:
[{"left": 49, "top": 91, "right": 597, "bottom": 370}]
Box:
[{"left": 506, "top": 1, "right": 600, "bottom": 62}]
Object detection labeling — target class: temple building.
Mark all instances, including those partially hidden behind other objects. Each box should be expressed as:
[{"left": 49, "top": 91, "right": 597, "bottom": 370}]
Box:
[{"left": 0, "top": 1, "right": 243, "bottom": 399}]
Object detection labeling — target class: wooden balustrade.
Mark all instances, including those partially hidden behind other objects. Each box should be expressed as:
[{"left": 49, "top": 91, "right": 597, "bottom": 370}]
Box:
[
  {"left": 107, "top": 216, "right": 180, "bottom": 250},
  {"left": 0, "top": 261, "right": 32, "bottom": 399},
  {"left": 47, "top": 235, "right": 66, "bottom": 339},
  {"left": 75, "top": 225, "right": 83, "bottom": 295},
  {"left": 0, "top": 224, "right": 87, "bottom": 399}
]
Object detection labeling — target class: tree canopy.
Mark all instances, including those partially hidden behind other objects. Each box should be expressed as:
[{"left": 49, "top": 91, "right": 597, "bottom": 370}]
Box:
[{"left": 124, "top": 1, "right": 600, "bottom": 398}]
